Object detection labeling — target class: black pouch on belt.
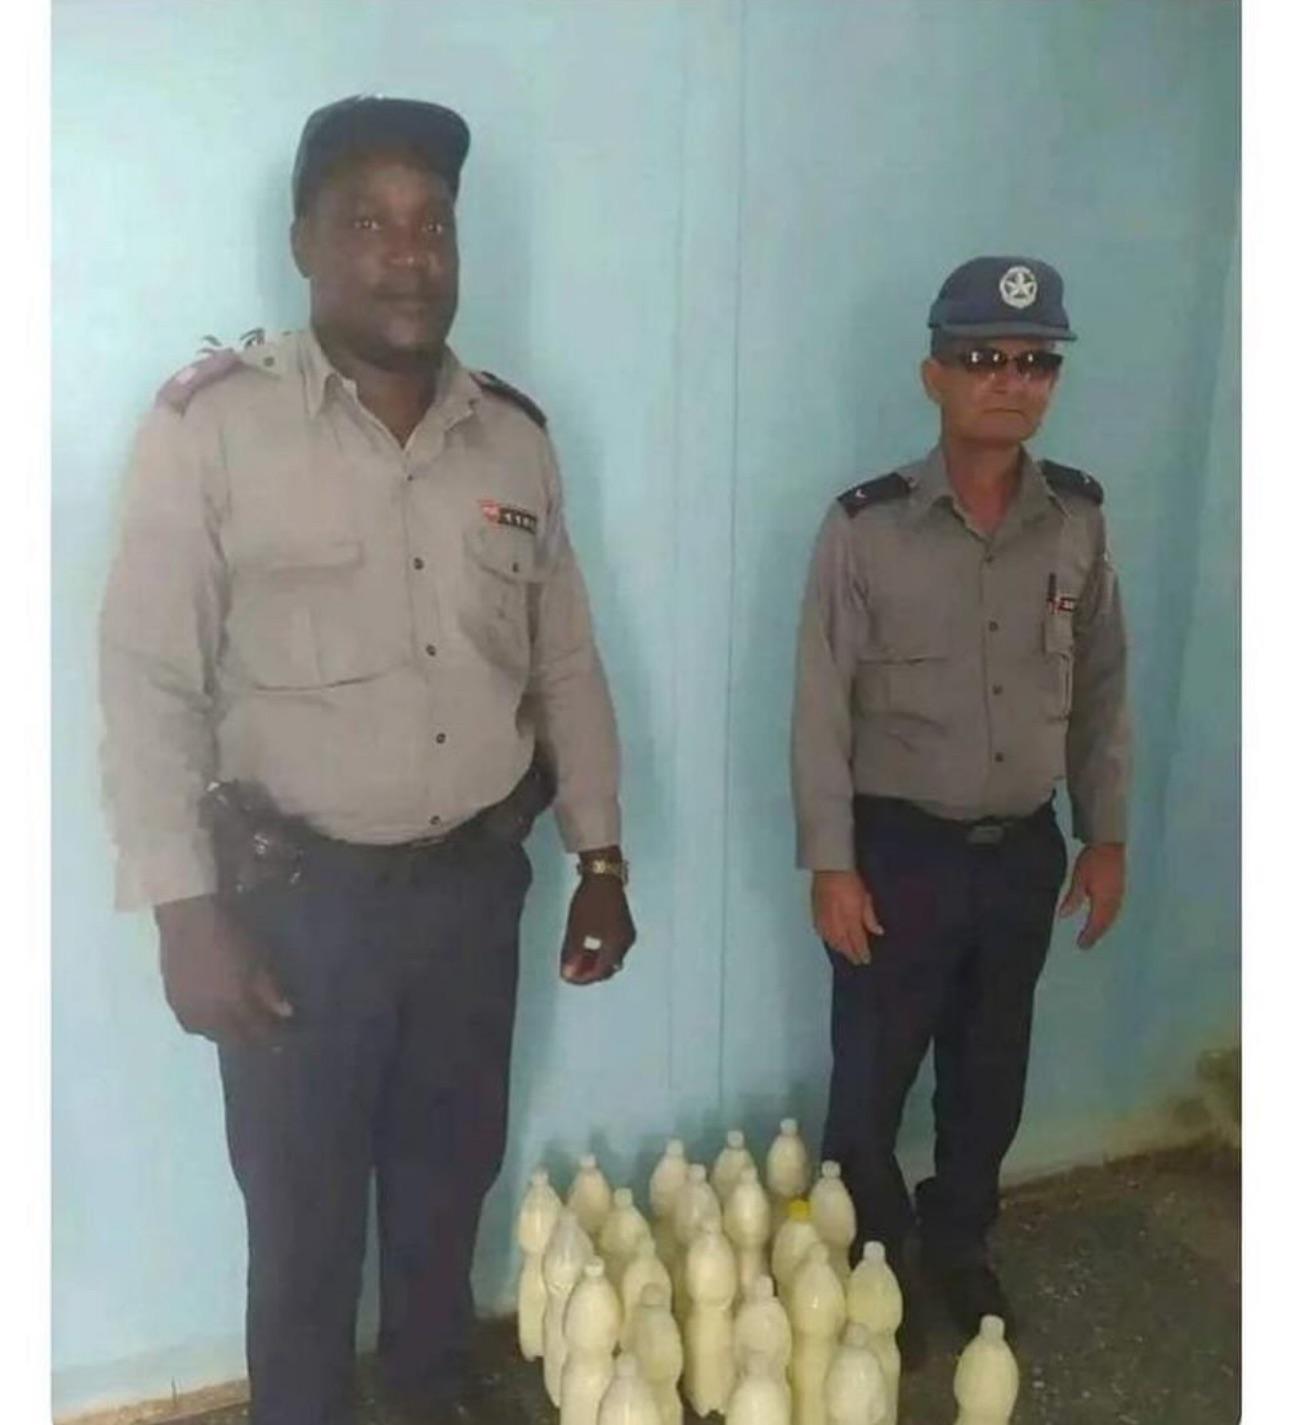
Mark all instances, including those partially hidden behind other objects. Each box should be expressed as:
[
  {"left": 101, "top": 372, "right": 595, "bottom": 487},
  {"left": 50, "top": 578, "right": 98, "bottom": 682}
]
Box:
[
  {"left": 472, "top": 754, "right": 557, "bottom": 846},
  {"left": 198, "top": 780, "right": 308, "bottom": 896}
]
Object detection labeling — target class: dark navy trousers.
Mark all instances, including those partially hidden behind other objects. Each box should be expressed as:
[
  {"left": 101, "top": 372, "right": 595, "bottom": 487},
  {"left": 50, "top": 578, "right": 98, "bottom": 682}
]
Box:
[
  {"left": 822, "top": 796, "right": 1067, "bottom": 1265},
  {"left": 217, "top": 835, "right": 531, "bottom": 1425}
]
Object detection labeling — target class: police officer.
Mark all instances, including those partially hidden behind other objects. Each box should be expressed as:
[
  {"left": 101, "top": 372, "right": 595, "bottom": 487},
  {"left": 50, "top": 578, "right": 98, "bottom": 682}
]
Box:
[
  {"left": 99, "top": 97, "right": 635, "bottom": 1425},
  {"left": 791, "top": 256, "right": 1129, "bottom": 1359}
]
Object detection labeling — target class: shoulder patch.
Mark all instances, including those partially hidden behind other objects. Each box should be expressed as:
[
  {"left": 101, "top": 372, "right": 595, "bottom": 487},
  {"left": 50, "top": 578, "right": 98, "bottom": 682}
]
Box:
[
  {"left": 156, "top": 348, "right": 244, "bottom": 413},
  {"left": 474, "top": 370, "right": 547, "bottom": 429},
  {"left": 836, "top": 471, "right": 912, "bottom": 517},
  {"left": 1041, "top": 459, "right": 1104, "bottom": 506}
]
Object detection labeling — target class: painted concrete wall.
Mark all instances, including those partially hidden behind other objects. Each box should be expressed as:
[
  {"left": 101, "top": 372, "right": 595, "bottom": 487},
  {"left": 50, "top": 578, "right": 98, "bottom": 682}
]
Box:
[{"left": 52, "top": 0, "right": 1238, "bottom": 1413}]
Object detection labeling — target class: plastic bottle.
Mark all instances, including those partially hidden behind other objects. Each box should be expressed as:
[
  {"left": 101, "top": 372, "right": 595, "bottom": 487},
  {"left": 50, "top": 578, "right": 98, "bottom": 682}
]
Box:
[
  {"left": 561, "top": 1258, "right": 622, "bottom": 1425},
  {"left": 766, "top": 1118, "right": 810, "bottom": 1228},
  {"left": 599, "top": 1186, "right": 653, "bottom": 1290},
  {"left": 628, "top": 1283, "right": 684, "bottom": 1425},
  {"left": 683, "top": 1222, "right": 738, "bottom": 1417},
  {"left": 542, "top": 1208, "right": 594, "bottom": 1404},
  {"left": 788, "top": 1243, "right": 847, "bottom": 1425},
  {"left": 670, "top": 1164, "right": 720, "bottom": 1319},
  {"left": 596, "top": 1352, "right": 663, "bottom": 1425},
  {"left": 824, "top": 1321, "right": 888, "bottom": 1425},
  {"left": 770, "top": 1198, "right": 821, "bottom": 1295},
  {"left": 620, "top": 1238, "right": 673, "bottom": 1349},
  {"left": 724, "top": 1166, "right": 773, "bottom": 1302},
  {"left": 952, "top": 1315, "right": 1019, "bottom": 1425},
  {"left": 845, "top": 1241, "right": 903, "bottom": 1425},
  {"left": 569, "top": 1154, "right": 614, "bottom": 1238},
  {"left": 712, "top": 1129, "right": 757, "bottom": 1204},
  {"left": 732, "top": 1275, "right": 791, "bottom": 1381},
  {"left": 726, "top": 1349, "right": 792, "bottom": 1425},
  {"left": 516, "top": 1167, "right": 563, "bottom": 1360},
  {"left": 809, "top": 1162, "right": 857, "bottom": 1284}
]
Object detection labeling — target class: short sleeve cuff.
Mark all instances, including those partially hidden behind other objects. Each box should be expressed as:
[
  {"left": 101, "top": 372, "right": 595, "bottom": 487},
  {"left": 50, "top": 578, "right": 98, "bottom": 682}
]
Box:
[{"left": 114, "top": 837, "right": 218, "bottom": 911}]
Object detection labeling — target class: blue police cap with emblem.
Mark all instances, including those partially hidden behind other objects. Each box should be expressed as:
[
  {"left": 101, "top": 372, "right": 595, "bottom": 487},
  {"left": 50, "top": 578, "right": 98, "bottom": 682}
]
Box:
[{"left": 928, "top": 255, "right": 1076, "bottom": 342}]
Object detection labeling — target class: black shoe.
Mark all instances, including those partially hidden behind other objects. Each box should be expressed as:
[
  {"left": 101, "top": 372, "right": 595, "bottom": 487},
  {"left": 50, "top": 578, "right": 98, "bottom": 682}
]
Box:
[{"left": 924, "top": 1254, "right": 1016, "bottom": 1342}]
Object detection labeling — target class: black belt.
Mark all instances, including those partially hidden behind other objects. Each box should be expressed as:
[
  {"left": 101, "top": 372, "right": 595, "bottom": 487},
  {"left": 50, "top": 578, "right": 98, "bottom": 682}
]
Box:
[
  {"left": 204, "top": 758, "right": 555, "bottom": 896},
  {"left": 853, "top": 794, "right": 1055, "bottom": 847}
]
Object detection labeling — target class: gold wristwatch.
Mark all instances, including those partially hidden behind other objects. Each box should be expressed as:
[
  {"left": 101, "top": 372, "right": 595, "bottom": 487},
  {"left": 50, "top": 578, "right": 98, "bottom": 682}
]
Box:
[{"left": 578, "top": 856, "right": 630, "bottom": 886}]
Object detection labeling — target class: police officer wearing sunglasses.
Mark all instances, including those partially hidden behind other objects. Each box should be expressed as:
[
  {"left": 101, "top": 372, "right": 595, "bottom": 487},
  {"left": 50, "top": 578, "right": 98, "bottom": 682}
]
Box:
[{"left": 791, "top": 256, "right": 1130, "bottom": 1361}]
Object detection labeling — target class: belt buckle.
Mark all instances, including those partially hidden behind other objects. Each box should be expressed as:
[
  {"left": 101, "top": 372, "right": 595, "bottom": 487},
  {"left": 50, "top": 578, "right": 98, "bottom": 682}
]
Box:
[{"left": 966, "top": 821, "right": 1006, "bottom": 846}]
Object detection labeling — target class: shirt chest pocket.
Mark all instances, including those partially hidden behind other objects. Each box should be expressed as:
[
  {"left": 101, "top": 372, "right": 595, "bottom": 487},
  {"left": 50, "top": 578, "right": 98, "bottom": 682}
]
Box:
[
  {"left": 463, "top": 522, "right": 547, "bottom": 671},
  {"left": 856, "top": 604, "right": 954, "bottom": 727},
  {"left": 1042, "top": 611, "right": 1075, "bottom": 720},
  {"left": 225, "top": 535, "right": 406, "bottom": 692}
]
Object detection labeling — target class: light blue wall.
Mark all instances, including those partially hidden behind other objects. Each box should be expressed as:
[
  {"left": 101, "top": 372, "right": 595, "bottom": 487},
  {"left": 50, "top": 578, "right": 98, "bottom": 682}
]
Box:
[{"left": 52, "top": 0, "right": 1238, "bottom": 1414}]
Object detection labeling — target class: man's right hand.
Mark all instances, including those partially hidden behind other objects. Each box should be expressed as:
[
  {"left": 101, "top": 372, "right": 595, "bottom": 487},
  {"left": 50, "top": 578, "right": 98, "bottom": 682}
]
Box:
[
  {"left": 811, "top": 870, "right": 884, "bottom": 966},
  {"left": 154, "top": 895, "right": 294, "bottom": 1044}
]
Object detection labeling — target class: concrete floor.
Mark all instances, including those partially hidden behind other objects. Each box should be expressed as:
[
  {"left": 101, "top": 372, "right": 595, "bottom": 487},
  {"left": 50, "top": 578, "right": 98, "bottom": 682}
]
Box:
[{"left": 187, "top": 1143, "right": 1238, "bottom": 1425}]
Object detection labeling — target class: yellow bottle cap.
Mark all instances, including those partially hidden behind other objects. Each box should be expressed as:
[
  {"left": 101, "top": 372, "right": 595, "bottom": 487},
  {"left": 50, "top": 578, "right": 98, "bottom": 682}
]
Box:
[{"left": 787, "top": 1198, "right": 813, "bottom": 1223}]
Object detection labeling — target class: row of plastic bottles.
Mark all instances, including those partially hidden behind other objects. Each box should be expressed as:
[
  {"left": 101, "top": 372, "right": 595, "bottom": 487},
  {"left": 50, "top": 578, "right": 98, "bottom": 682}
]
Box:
[{"left": 515, "top": 1125, "right": 1018, "bottom": 1423}]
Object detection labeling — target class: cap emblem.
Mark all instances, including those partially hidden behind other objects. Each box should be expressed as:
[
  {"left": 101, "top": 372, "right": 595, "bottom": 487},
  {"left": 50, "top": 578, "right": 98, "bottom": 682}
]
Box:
[{"left": 999, "top": 264, "right": 1039, "bottom": 309}]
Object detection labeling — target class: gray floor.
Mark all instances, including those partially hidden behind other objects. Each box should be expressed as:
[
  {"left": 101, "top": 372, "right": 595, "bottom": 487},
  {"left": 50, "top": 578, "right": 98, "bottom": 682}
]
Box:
[{"left": 188, "top": 1143, "right": 1239, "bottom": 1425}]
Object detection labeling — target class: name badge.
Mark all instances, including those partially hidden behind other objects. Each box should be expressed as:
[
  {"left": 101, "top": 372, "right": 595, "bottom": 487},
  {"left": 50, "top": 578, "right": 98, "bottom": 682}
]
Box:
[{"left": 480, "top": 499, "right": 538, "bottom": 535}]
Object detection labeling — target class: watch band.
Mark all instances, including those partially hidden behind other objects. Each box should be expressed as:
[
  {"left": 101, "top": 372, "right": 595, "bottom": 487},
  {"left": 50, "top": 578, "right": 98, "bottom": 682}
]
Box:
[{"left": 579, "top": 856, "right": 630, "bottom": 886}]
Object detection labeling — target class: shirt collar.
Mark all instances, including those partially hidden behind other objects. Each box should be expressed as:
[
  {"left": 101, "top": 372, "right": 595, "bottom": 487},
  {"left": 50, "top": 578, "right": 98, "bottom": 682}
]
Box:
[
  {"left": 300, "top": 325, "right": 481, "bottom": 428},
  {"left": 906, "top": 443, "right": 1059, "bottom": 526}
]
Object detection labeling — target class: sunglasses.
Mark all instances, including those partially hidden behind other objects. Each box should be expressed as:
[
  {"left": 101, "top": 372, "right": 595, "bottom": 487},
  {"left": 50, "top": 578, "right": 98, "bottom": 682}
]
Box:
[{"left": 945, "top": 346, "right": 1064, "bottom": 379}]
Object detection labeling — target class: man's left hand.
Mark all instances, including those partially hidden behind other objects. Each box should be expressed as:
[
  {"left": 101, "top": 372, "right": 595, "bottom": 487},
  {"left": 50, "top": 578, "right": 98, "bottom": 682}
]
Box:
[
  {"left": 1059, "top": 842, "right": 1127, "bottom": 949},
  {"left": 560, "top": 851, "right": 636, "bottom": 985}
]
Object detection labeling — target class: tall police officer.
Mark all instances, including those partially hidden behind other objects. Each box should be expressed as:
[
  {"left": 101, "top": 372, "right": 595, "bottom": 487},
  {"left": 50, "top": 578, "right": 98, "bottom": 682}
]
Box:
[
  {"left": 791, "top": 256, "right": 1129, "bottom": 1359},
  {"left": 100, "top": 97, "right": 635, "bottom": 1425}
]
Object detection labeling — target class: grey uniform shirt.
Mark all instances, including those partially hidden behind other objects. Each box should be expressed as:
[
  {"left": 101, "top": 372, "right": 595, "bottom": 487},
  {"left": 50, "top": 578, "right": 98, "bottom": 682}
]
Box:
[
  {"left": 100, "top": 329, "right": 622, "bottom": 909},
  {"left": 791, "top": 445, "right": 1130, "bottom": 871}
]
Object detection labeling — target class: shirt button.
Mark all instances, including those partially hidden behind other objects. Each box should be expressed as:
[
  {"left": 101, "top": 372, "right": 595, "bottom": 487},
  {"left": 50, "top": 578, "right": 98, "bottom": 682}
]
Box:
[
  {"left": 994, "top": 752, "right": 1005, "bottom": 763},
  {"left": 985, "top": 553, "right": 995, "bottom": 565},
  {"left": 430, "top": 815, "right": 441, "bottom": 826},
  {"left": 412, "top": 557, "right": 425, "bottom": 570},
  {"left": 435, "top": 732, "right": 447, "bottom": 745},
  {"left": 424, "top": 643, "right": 437, "bottom": 657},
  {"left": 992, "top": 684, "right": 1003, "bottom": 695},
  {"left": 988, "top": 620, "right": 1000, "bottom": 632}
]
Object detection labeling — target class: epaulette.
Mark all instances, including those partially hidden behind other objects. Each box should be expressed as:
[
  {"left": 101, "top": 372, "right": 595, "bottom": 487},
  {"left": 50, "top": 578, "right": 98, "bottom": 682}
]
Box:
[
  {"left": 156, "top": 348, "right": 245, "bottom": 412},
  {"left": 836, "top": 471, "right": 912, "bottom": 517},
  {"left": 1041, "top": 459, "right": 1104, "bottom": 506},
  {"left": 474, "top": 370, "right": 547, "bottom": 429}
]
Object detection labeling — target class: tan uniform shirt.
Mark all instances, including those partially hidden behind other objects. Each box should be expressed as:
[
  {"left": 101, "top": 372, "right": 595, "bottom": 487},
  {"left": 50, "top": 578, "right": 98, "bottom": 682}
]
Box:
[
  {"left": 100, "top": 329, "right": 622, "bottom": 909},
  {"left": 792, "top": 445, "right": 1130, "bottom": 871}
]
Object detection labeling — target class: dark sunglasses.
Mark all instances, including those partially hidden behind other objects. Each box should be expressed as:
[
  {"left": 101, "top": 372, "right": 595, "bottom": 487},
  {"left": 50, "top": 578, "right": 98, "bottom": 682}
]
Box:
[{"left": 946, "top": 346, "right": 1064, "bottom": 379}]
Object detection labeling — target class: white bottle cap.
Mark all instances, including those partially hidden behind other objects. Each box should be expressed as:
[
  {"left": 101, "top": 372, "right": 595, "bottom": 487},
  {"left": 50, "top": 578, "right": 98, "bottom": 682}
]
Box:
[
  {"left": 727, "top": 1129, "right": 746, "bottom": 1148},
  {"left": 580, "top": 1153, "right": 598, "bottom": 1170},
  {"left": 532, "top": 1167, "right": 549, "bottom": 1185},
  {"left": 615, "top": 1187, "right": 634, "bottom": 1207},
  {"left": 585, "top": 1257, "right": 606, "bottom": 1279},
  {"left": 688, "top": 1163, "right": 708, "bottom": 1182},
  {"left": 666, "top": 1138, "right": 685, "bottom": 1156},
  {"left": 821, "top": 1161, "right": 841, "bottom": 1179},
  {"left": 861, "top": 1241, "right": 886, "bottom": 1263},
  {"left": 780, "top": 1118, "right": 798, "bottom": 1134},
  {"left": 980, "top": 1314, "right": 1006, "bottom": 1340}
]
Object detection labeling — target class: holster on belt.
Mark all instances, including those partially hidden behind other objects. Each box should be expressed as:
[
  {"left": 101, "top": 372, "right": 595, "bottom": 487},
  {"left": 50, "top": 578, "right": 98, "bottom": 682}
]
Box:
[{"left": 199, "top": 754, "right": 557, "bottom": 897}]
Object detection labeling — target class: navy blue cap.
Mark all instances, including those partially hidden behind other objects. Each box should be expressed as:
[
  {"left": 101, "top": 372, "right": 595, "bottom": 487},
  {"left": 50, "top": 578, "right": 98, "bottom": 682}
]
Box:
[
  {"left": 928, "top": 256, "right": 1076, "bottom": 341},
  {"left": 292, "top": 96, "right": 470, "bottom": 215}
]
